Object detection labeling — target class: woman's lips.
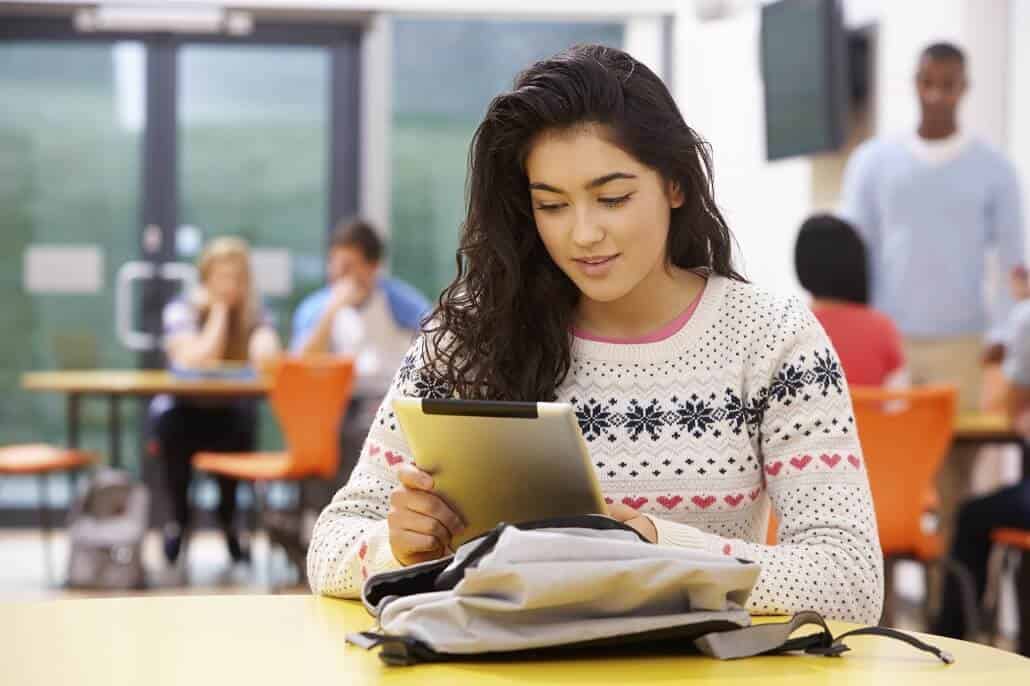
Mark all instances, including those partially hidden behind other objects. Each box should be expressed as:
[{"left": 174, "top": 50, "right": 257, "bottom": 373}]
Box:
[{"left": 573, "top": 254, "right": 620, "bottom": 277}]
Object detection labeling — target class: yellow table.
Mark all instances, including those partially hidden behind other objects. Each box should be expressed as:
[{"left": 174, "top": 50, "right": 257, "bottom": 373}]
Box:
[
  {"left": 2, "top": 595, "right": 1027, "bottom": 685},
  {"left": 21, "top": 370, "right": 269, "bottom": 468},
  {"left": 954, "top": 411, "right": 1021, "bottom": 443}
]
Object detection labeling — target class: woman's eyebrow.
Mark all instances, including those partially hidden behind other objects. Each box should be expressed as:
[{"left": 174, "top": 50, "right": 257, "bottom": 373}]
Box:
[
  {"left": 528, "top": 172, "right": 638, "bottom": 194},
  {"left": 585, "top": 172, "right": 637, "bottom": 189}
]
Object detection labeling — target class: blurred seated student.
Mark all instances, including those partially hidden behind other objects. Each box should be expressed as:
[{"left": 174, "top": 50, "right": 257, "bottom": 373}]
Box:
[
  {"left": 291, "top": 219, "right": 431, "bottom": 482},
  {"left": 151, "top": 236, "right": 281, "bottom": 565},
  {"left": 795, "top": 213, "right": 908, "bottom": 387},
  {"left": 932, "top": 267, "right": 1030, "bottom": 646}
]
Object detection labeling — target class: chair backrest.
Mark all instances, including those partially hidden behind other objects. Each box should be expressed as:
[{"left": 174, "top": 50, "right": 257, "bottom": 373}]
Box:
[
  {"left": 849, "top": 385, "right": 957, "bottom": 555},
  {"left": 267, "top": 356, "right": 356, "bottom": 480}
]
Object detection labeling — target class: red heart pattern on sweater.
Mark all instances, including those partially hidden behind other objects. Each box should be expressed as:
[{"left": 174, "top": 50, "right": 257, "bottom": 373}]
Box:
[
  {"left": 724, "top": 494, "right": 744, "bottom": 507},
  {"left": 604, "top": 497, "right": 614, "bottom": 505},
  {"left": 722, "top": 544, "right": 732, "bottom": 556},
  {"left": 622, "top": 496, "right": 648, "bottom": 510},
  {"left": 820, "top": 453, "right": 842, "bottom": 468},
  {"left": 790, "top": 455, "right": 813, "bottom": 470},
  {"left": 691, "top": 495, "right": 716, "bottom": 509},
  {"left": 368, "top": 444, "right": 381, "bottom": 456},
  {"left": 749, "top": 488, "right": 762, "bottom": 501},
  {"left": 358, "top": 542, "right": 368, "bottom": 560},
  {"left": 765, "top": 461, "right": 783, "bottom": 477},
  {"left": 848, "top": 454, "right": 862, "bottom": 469},
  {"left": 384, "top": 451, "right": 403, "bottom": 466},
  {"left": 657, "top": 495, "right": 683, "bottom": 510}
]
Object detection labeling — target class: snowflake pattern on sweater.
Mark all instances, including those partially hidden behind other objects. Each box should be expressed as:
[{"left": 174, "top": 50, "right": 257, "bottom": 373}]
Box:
[{"left": 307, "top": 276, "right": 884, "bottom": 623}]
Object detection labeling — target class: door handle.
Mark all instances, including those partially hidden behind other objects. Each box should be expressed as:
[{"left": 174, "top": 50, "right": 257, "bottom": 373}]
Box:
[{"left": 115, "top": 261, "right": 198, "bottom": 351}]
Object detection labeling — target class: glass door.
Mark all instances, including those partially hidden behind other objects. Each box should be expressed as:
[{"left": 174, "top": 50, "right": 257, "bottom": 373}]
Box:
[
  {"left": 0, "top": 16, "right": 360, "bottom": 519},
  {"left": 0, "top": 39, "right": 146, "bottom": 511},
  {"left": 175, "top": 42, "right": 335, "bottom": 453}
]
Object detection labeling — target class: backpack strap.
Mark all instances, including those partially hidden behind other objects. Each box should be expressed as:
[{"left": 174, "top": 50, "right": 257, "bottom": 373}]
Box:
[{"left": 695, "top": 611, "right": 954, "bottom": 664}]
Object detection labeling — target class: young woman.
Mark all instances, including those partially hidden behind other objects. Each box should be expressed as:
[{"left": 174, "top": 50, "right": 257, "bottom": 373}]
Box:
[
  {"left": 307, "top": 45, "right": 883, "bottom": 624},
  {"left": 152, "top": 236, "right": 281, "bottom": 564},
  {"left": 794, "top": 213, "right": 908, "bottom": 387}
]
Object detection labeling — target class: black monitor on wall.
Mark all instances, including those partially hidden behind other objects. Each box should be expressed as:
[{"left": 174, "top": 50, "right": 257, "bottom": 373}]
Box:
[{"left": 760, "top": 0, "right": 849, "bottom": 161}]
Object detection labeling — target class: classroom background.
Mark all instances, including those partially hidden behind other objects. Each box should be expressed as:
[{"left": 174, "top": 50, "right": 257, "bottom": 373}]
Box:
[{"left": 3, "top": 0, "right": 1030, "bottom": 665}]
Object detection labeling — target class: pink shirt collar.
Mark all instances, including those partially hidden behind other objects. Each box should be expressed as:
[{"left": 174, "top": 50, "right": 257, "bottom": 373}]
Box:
[{"left": 573, "top": 281, "right": 706, "bottom": 345}]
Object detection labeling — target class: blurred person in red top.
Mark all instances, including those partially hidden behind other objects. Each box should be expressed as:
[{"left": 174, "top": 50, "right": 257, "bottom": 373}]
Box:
[{"left": 795, "top": 214, "right": 908, "bottom": 387}]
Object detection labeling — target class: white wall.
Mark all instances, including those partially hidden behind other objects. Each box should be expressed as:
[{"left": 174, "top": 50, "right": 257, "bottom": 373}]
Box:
[
  {"left": 1009, "top": 0, "right": 1030, "bottom": 250},
  {"left": 674, "top": 9, "right": 810, "bottom": 293},
  {"left": 672, "top": 0, "right": 1023, "bottom": 296}
]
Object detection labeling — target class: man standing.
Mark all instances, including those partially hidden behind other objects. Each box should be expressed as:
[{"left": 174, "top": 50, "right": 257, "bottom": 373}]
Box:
[
  {"left": 840, "top": 41, "right": 1025, "bottom": 618},
  {"left": 840, "top": 42, "right": 1024, "bottom": 407},
  {"left": 292, "top": 219, "right": 431, "bottom": 480}
]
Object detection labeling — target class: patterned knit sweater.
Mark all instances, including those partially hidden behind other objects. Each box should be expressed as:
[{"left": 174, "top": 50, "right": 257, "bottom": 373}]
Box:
[{"left": 307, "top": 275, "right": 885, "bottom": 624}]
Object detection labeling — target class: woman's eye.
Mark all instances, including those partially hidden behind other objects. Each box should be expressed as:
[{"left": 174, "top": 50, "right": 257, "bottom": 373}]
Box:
[
  {"left": 535, "top": 203, "right": 566, "bottom": 212},
  {"left": 600, "top": 194, "right": 631, "bottom": 208}
]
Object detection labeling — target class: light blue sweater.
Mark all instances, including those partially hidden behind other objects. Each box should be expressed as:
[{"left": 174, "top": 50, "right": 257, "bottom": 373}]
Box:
[{"left": 839, "top": 135, "right": 1024, "bottom": 342}]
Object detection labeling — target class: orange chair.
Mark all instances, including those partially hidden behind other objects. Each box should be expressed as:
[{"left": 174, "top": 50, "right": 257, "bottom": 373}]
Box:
[
  {"left": 0, "top": 444, "right": 95, "bottom": 583},
  {"left": 986, "top": 527, "right": 1030, "bottom": 654},
  {"left": 849, "top": 385, "right": 978, "bottom": 630},
  {"left": 193, "top": 356, "right": 355, "bottom": 583}
]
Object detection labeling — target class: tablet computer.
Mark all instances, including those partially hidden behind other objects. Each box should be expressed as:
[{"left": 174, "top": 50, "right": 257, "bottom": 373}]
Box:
[{"left": 391, "top": 397, "right": 607, "bottom": 547}]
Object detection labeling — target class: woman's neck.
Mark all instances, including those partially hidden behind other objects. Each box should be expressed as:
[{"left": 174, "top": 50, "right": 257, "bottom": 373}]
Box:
[{"left": 575, "top": 265, "right": 705, "bottom": 340}]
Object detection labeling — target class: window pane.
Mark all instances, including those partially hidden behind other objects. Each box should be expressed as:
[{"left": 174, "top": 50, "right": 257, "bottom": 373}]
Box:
[
  {"left": 0, "top": 41, "right": 144, "bottom": 505},
  {"left": 178, "top": 44, "right": 331, "bottom": 450},
  {"left": 391, "top": 20, "right": 625, "bottom": 299}
]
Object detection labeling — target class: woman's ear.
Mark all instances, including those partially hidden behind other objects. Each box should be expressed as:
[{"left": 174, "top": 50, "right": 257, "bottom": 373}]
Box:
[{"left": 666, "top": 180, "right": 685, "bottom": 209}]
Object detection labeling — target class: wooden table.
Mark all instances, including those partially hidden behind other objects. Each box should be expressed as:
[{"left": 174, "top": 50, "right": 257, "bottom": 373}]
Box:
[
  {"left": 21, "top": 370, "right": 269, "bottom": 468},
  {"left": 955, "top": 412, "right": 1023, "bottom": 444},
  {"left": 2, "top": 595, "right": 1027, "bottom": 685}
]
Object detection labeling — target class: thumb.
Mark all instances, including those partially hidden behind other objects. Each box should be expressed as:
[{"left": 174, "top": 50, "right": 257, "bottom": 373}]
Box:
[{"left": 606, "top": 502, "right": 640, "bottom": 522}]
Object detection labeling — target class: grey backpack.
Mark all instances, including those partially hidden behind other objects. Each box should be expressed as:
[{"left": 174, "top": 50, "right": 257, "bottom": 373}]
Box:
[
  {"left": 65, "top": 469, "right": 149, "bottom": 590},
  {"left": 348, "top": 517, "right": 953, "bottom": 666}
]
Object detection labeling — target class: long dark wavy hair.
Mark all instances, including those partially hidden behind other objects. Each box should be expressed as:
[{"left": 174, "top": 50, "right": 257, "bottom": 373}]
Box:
[{"left": 423, "top": 44, "right": 744, "bottom": 401}]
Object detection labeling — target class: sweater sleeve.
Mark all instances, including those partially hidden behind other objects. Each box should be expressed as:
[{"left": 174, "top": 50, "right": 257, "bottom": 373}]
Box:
[
  {"left": 648, "top": 298, "right": 884, "bottom": 624},
  {"left": 307, "top": 335, "right": 451, "bottom": 597}
]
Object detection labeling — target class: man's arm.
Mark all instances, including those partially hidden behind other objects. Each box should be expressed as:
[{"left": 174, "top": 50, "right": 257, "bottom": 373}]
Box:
[
  {"left": 296, "top": 302, "right": 338, "bottom": 356},
  {"left": 986, "top": 162, "right": 1026, "bottom": 346},
  {"left": 1001, "top": 304, "right": 1030, "bottom": 423}
]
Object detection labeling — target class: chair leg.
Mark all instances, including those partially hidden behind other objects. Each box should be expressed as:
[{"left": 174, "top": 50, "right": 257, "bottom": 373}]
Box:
[
  {"left": 37, "top": 473, "right": 54, "bottom": 586},
  {"left": 881, "top": 556, "right": 896, "bottom": 627},
  {"left": 252, "top": 481, "right": 274, "bottom": 591},
  {"left": 938, "top": 556, "right": 981, "bottom": 640},
  {"left": 291, "top": 480, "right": 307, "bottom": 588},
  {"left": 1018, "top": 549, "right": 1030, "bottom": 657},
  {"left": 983, "top": 544, "right": 1007, "bottom": 645},
  {"left": 922, "top": 560, "right": 939, "bottom": 626}
]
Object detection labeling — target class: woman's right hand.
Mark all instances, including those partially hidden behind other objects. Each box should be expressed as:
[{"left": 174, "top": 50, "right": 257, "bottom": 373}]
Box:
[{"left": 388, "top": 464, "right": 466, "bottom": 566}]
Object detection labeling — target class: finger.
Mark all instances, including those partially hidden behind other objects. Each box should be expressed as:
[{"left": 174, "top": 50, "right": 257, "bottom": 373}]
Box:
[
  {"left": 390, "top": 506, "right": 453, "bottom": 545},
  {"left": 402, "top": 548, "right": 447, "bottom": 566},
  {"left": 606, "top": 503, "right": 639, "bottom": 522},
  {"left": 398, "top": 490, "right": 465, "bottom": 538},
  {"left": 393, "top": 528, "right": 446, "bottom": 556},
  {"left": 396, "top": 463, "right": 434, "bottom": 491}
]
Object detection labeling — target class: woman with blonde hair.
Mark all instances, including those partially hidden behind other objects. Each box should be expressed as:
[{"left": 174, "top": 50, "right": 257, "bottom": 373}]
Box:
[{"left": 151, "top": 236, "right": 281, "bottom": 565}]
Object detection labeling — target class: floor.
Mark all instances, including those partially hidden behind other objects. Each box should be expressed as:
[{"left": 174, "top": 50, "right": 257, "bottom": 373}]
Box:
[
  {"left": 0, "top": 528, "right": 1022, "bottom": 653},
  {"left": 0, "top": 528, "right": 307, "bottom": 601}
]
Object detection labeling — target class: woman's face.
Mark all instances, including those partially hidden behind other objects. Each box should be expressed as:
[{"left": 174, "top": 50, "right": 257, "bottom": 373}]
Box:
[
  {"left": 525, "top": 125, "right": 683, "bottom": 306},
  {"left": 205, "top": 256, "right": 248, "bottom": 308}
]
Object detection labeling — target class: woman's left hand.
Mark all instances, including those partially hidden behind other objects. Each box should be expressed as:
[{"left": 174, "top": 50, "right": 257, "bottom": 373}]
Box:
[{"left": 606, "top": 503, "right": 658, "bottom": 543}]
